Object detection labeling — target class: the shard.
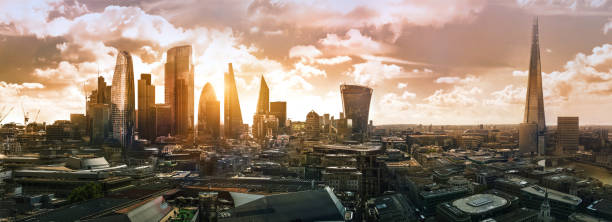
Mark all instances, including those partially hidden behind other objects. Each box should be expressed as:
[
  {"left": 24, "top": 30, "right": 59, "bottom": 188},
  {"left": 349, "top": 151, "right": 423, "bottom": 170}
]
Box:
[
  {"left": 519, "top": 18, "right": 546, "bottom": 155},
  {"left": 224, "top": 63, "right": 243, "bottom": 139},
  {"left": 111, "top": 51, "right": 135, "bottom": 149}
]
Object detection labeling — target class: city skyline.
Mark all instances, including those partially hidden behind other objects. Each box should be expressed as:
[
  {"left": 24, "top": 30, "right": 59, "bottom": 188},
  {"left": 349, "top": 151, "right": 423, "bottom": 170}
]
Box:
[{"left": 2, "top": 1, "right": 612, "bottom": 125}]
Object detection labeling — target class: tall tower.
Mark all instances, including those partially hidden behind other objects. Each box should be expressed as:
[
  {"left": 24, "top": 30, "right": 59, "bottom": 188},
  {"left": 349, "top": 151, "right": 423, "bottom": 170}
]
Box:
[
  {"left": 137, "top": 73, "right": 155, "bottom": 140},
  {"left": 165, "top": 45, "right": 194, "bottom": 137},
  {"left": 224, "top": 63, "right": 243, "bottom": 139},
  {"left": 256, "top": 76, "right": 269, "bottom": 115},
  {"left": 197, "top": 83, "right": 220, "bottom": 141},
  {"left": 520, "top": 18, "right": 546, "bottom": 155},
  {"left": 111, "top": 51, "right": 135, "bottom": 149},
  {"left": 340, "top": 84, "right": 373, "bottom": 142}
]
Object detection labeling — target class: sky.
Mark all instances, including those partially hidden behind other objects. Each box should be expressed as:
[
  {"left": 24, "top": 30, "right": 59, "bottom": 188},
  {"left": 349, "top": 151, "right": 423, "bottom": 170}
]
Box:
[{"left": 0, "top": 0, "right": 612, "bottom": 125}]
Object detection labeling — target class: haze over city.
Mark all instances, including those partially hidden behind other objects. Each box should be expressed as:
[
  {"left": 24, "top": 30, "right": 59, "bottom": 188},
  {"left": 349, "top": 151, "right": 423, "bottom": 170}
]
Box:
[{"left": 1, "top": 0, "right": 612, "bottom": 125}]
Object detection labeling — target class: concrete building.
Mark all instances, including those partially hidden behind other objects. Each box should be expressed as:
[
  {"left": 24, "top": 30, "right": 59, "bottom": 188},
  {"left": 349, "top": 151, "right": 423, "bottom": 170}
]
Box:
[
  {"left": 557, "top": 116, "right": 579, "bottom": 154},
  {"left": 321, "top": 166, "right": 361, "bottom": 192},
  {"left": 305, "top": 110, "right": 320, "bottom": 140},
  {"left": 436, "top": 193, "right": 516, "bottom": 222},
  {"left": 137, "top": 73, "right": 155, "bottom": 141},
  {"left": 521, "top": 185, "right": 581, "bottom": 219}
]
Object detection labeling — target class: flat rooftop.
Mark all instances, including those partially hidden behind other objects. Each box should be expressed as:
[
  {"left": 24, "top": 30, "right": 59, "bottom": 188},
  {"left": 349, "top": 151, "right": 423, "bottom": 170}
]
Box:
[
  {"left": 452, "top": 194, "right": 508, "bottom": 214},
  {"left": 521, "top": 185, "right": 582, "bottom": 206}
]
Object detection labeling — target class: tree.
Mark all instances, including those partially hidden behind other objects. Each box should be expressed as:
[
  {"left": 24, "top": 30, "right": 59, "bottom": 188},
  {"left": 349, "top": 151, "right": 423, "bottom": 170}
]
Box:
[{"left": 68, "top": 182, "right": 103, "bottom": 203}]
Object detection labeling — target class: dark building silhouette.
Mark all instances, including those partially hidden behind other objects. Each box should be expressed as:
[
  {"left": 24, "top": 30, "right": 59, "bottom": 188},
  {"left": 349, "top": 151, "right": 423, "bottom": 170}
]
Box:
[
  {"left": 270, "top": 101, "right": 287, "bottom": 128},
  {"left": 137, "top": 73, "right": 155, "bottom": 140},
  {"left": 165, "top": 45, "right": 194, "bottom": 137},
  {"left": 557, "top": 116, "right": 579, "bottom": 154},
  {"left": 153, "top": 104, "right": 172, "bottom": 138},
  {"left": 197, "top": 83, "right": 220, "bottom": 141},
  {"left": 224, "top": 63, "right": 243, "bottom": 139},
  {"left": 520, "top": 18, "right": 546, "bottom": 155},
  {"left": 110, "top": 51, "right": 135, "bottom": 149},
  {"left": 340, "top": 84, "right": 373, "bottom": 142}
]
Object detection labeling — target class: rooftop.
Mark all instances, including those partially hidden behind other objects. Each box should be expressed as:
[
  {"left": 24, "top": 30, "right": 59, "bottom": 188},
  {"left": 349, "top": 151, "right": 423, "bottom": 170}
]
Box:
[
  {"left": 452, "top": 194, "right": 508, "bottom": 214},
  {"left": 521, "top": 185, "right": 582, "bottom": 206}
]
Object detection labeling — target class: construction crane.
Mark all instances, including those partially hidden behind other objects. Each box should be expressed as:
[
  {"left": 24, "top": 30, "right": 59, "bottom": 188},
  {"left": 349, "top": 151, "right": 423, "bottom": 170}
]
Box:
[
  {"left": 0, "top": 106, "right": 14, "bottom": 124},
  {"left": 21, "top": 103, "right": 29, "bottom": 125},
  {"left": 33, "top": 109, "right": 40, "bottom": 123}
]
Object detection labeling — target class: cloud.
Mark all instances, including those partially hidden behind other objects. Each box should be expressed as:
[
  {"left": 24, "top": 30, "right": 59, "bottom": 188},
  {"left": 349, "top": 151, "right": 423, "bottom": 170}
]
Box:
[
  {"left": 513, "top": 70, "right": 528, "bottom": 76},
  {"left": 397, "top": 83, "right": 407, "bottom": 89},
  {"left": 319, "top": 29, "right": 392, "bottom": 55},
  {"left": 315, "top": 56, "right": 352, "bottom": 65},
  {"left": 289, "top": 45, "right": 322, "bottom": 59},
  {"left": 435, "top": 75, "right": 479, "bottom": 84},
  {"left": 247, "top": 0, "right": 486, "bottom": 41},
  {"left": 486, "top": 84, "right": 526, "bottom": 106},
  {"left": 605, "top": 18, "right": 612, "bottom": 34},
  {"left": 345, "top": 60, "right": 402, "bottom": 85}
]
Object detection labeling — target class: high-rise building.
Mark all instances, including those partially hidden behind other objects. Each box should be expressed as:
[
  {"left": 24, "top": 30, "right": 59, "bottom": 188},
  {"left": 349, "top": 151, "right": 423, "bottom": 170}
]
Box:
[
  {"left": 256, "top": 76, "right": 269, "bottom": 114},
  {"left": 111, "top": 51, "right": 135, "bottom": 148},
  {"left": 165, "top": 45, "right": 194, "bottom": 137},
  {"left": 224, "top": 63, "right": 243, "bottom": 139},
  {"left": 306, "top": 110, "right": 320, "bottom": 140},
  {"left": 520, "top": 18, "right": 546, "bottom": 155},
  {"left": 557, "top": 116, "right": 579, "bottom": 154},
  {"left": 152, "top": 104, "right": 172, "bottom": 138},
  {"left": 197, "top": 83, "right": 220, "bottom": 141},
  {"left": 270, "top": 101, "right": 287, "bottom": 128},
  {"left": 90, "top": 103, "right": 110, "bottom": 145},
  {"left": 340, "top": 84, "right": 373, "bottom": 142},
  {"left": 253, "top": 76, "right": 270, "bottom": 140},
  {"left": 137, "top": 73, "right": 155, "bottom": 140}
]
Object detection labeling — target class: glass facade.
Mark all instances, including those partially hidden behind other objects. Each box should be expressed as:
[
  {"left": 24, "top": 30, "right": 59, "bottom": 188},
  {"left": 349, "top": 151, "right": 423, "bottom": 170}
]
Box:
[{"left": 111, "top": 51, "right": 135, "bottom": 148}]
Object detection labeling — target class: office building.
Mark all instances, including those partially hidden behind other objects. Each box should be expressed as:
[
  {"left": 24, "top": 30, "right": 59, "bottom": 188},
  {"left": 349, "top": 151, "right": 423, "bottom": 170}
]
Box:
[
  {"left": 340, "top": 84, "right": 373, "bottom": 142},
  {"left": 557, "top": 116, "right": 579, "bottom": 154},
  {"left": 90, "top": 103, "right": 110, "bottom": 145},
  {"left": 255, "top": 76, "right": 269, "bottom": 114},
  {"left": 306, "top": 110, "right": 320, "bottom": 140},
  {"left": 521, "top": 185, "right": 581, "bottom": 219},
  {"left": 197, "top": 83, "right": 220, "bottom": 141},
  {"left": 436, "top": 193, "right": 516, "bottom": 222},
  {"left": 270, "top": 101, "right": 287, "bottom": 128},
  {"left": 137, "top": 73, "right": 155, "bottom": 140},
  {"left": 165, "top": 45, "right": 194, "bottom": 137},
  {"left": 224, "top": 63, "right": 243, "bottom": 139},
  {"left": 151, "top": 104, "right": 172, "bottom": 139},
  {"left": 519, "top": 18, "right": 546, "bottom": 155},
  {"left": 110, "top": 51, "right": 135, "bottom": 149}
]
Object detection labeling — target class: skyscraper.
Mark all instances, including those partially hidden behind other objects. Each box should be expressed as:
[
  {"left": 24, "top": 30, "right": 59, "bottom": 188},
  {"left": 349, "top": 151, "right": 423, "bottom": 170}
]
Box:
[
  {"left": 520, "top": 18, "right": 546, "bottom": 155},
  {"left": 270, "top": 101, "right": 287, "bottom": 128},
  {"left": 253, "top": 76, "right": 270, "bottom": 140},
  {"left": 306, "top": 110, "right": 320, "bottom": 140},
  {"left": 111, "top": 51, "right": 135, "bottom": 148},
  {"left": 224, "top": 63, "right": 243, "bottom": 139},
  {"left": 557, "top": 116, "right": 579, "bottom": 154},
  {"left": 165, "top": 45, "right": 194, "bottom": 137},
  {"left": 197, "top": 83, "right": 220, "bottom": 141},
  {"left": 256, "top": 76, "right": 269, "bottom": 114},
  {"left": 137, "top": 73, "right": 155, "bottom": 140},
  {"left": 340, "top": 84, "right": 373, "bottom": 142}
]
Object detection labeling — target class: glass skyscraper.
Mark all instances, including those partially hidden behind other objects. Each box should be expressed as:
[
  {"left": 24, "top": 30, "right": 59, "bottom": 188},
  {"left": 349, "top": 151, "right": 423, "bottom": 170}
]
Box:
[
  {"left": 197, "top": 82, "right": 220, "bottom": 140},
  {"left": 165, "top": 45, "right": 194, "bottom": 137},
  {"left": 224, "top": 63, "right": 243, "bottom": 139},
  {"left": 340, "top": 84, "right": 373, "bottom": 142},
  {"left": 111, "top": 51, "right": 135, "bottom": 148}
]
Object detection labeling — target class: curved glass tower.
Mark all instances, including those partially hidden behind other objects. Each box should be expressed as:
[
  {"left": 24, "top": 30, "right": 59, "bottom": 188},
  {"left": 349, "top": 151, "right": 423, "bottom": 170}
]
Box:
[
  {"left": 341, "top": 84, "right": 373, "bottom": 142},
  {"left": 111, "top": 51, "right": 135, "bottom": 148},
  {"left": 197, "top": 83, "right": 220, "bottom": 140}
]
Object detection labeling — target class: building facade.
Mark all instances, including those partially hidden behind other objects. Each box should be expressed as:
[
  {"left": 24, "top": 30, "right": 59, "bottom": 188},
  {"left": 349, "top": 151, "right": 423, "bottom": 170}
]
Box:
[
  {"left": 224, "top": 63, "right": 243, "bottom": 139},
  {"left": 340, "top": 84, "right": 373, "bottom": 142},
  {"left": 197, "top": 83, "right": 220, "bottom": 141},
  {"left": 165, "top": 45, "right": 194, "bottom": 137},
  {"left": 137, "top": 73, "right": 155, "bottom": 140},
  {"left": 557, "top": 116, "right": 579, "bottom": 154},
  {"left": 110, "top": 51, "right": 135, "bottom": 149}
]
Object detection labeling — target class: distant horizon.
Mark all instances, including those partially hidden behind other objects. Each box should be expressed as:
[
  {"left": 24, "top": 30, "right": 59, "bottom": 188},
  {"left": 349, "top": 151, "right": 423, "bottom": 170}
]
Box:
[{"left": 2, "top": 1, "right": 612, "bottom": 126}]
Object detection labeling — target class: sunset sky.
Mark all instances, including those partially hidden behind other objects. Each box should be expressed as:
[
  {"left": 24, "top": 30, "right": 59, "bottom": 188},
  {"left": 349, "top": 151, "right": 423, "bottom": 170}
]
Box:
[{"left": 1, "top": 0, "right": 612, "bottom": 125}]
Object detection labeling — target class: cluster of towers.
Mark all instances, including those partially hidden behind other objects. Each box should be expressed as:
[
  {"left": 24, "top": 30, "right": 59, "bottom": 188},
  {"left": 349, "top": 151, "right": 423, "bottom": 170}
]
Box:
[{"left": 86, "top": 45, "right": 246, "bottom": 150}]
